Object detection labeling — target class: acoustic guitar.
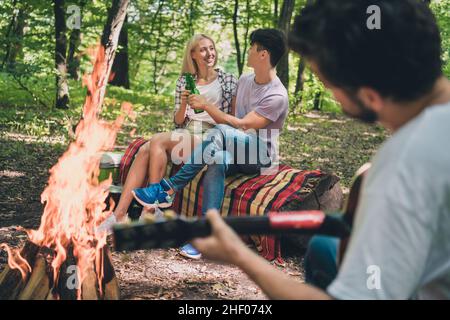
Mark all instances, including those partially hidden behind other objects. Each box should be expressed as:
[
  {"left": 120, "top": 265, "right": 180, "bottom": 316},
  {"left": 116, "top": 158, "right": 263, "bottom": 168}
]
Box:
[{"left": 112, "top": 164, "right": 371, "bottom": 255}]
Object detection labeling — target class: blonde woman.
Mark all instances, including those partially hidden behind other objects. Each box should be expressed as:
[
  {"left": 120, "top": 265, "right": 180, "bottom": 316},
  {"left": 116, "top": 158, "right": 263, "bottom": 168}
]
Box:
[{"left": 98, "top": 34, "right": 237, "bottom": 242}]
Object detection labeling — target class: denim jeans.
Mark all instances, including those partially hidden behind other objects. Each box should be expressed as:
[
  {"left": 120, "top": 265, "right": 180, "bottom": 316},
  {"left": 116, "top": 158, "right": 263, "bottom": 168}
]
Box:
[
  {"left": 304, "top": 235, "right": 339, "bottom": 290},
  {"left": 168, "top": 124, "right": 271, "bottom": 214}
]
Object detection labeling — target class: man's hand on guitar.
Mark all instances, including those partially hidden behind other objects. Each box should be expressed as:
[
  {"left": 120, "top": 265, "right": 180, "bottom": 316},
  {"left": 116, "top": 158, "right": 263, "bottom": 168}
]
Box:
[{"left": 191, "top": 210, "right": 251, "bottom": 266}]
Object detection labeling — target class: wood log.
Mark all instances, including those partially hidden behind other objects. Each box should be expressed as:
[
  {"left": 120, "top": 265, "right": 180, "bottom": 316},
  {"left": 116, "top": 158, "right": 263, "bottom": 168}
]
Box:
[
  {"left": 103, "top": 275, "right": 120, "bottom": 300},
  {"left": 81, "top": 264, "right": 100, "bottom": 300},
  {"left": 102, "top": 247, "right": 120, "bottom": 300},
  {"left": 56, "top": 245, "right": 78, "bottom": 300},
  {"left": 46, "top": 290, "right": 57, "bottom": 300},
  {"left": 281, "top": 178, "right": 344, "bottom": 252},
  {"left": 1, "top": 242, "right": 120, "bottom": 300},
  {"left": 18, "top": 255, "right": 51, "bottom": 300},
  {"left": 0, "top": 241, "right": 39, "bottom": 300}
]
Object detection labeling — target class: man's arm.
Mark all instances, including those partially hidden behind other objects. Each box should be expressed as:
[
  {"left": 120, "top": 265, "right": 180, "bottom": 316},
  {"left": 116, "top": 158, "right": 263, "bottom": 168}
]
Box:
[
  {"left": 238, "top": 245, "right": 333, "bottom": 300},
  {"left": 192, "top": 210, "right": 333, "bottom": 300},
  {"left": 188, "top": 94, "right": 271, "bottom": 130}
]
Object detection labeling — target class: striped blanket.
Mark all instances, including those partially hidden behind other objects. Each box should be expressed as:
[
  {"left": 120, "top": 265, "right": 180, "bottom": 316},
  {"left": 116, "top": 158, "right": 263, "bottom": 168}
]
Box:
[
  {"left": 169, "top": 164, "right": 331, "bottom": 264},
  {"left": 120, "top": 138, "right": 336, "bottom": 264}
]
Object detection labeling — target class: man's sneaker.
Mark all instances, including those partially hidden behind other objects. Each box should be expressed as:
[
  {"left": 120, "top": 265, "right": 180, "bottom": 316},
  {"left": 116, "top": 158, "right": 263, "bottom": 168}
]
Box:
[
  {"left": 132, "top": 182, "right": 173, "bottom": 208},
  {"left": 160, "top": 178, "right": 173, "bottom": 192},
  {"left": 179, "top": 243, "right": 202, "bottom": 260}
]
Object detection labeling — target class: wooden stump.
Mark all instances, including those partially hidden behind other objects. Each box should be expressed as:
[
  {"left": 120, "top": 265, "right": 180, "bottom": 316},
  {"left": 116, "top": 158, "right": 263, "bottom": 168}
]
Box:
[{"left": 281, "top": 174, "right": 344, "bottom": 252}]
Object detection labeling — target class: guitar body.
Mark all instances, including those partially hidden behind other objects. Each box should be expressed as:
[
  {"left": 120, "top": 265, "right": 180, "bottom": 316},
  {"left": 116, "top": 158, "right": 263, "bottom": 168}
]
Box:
[{"left": 338, "top": 163, "right": 371, "bottom": 266}]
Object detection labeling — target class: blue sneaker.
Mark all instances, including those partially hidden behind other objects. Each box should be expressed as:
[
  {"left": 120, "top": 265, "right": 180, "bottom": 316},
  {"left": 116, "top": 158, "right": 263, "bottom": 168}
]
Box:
[
  {"left": 160, "top": 178, "right": 172, "bottom": 193},
  {"left": 132, "top": 182, "right": 173, "bottom": 208},
  {"left": 179, "top": 243, "right": 202, "bottom": 260}
]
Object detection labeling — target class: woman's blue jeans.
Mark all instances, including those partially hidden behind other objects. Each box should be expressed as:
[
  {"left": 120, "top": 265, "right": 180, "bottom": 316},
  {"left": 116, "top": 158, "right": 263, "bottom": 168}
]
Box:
[{"left": 167, "top": 124, "right": 271, "bottom": 214}]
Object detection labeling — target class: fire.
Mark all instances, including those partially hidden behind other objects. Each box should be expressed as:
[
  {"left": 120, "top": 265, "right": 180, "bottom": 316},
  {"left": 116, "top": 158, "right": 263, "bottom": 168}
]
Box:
[{"left": 0, "top": 45, "right": 131, "bottom": 299}]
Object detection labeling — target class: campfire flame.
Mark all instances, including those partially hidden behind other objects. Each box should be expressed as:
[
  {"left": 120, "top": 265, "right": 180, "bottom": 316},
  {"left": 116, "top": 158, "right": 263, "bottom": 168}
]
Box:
[{"left": 1, "top": 45, "right": 131, "bottom": 299}]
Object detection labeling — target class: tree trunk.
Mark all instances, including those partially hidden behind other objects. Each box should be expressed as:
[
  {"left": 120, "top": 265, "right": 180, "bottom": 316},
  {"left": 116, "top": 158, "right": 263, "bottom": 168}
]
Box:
[
  {"left": 273, "top": 0, "right": 279, "bottom": 27},
  {"left": 276, "top": 0, "right": 295, "bottom": 90},
  {"left": 54, "top": 0, "right": 70, "bottom": 109},
  {"left": 108, "top": 15, "right": 130, "bottom": 89},
  {"left": 293, "top": 0, "right": 314, "bottom": 103},
  {"left": 1, "top": 0, "right": 18, "bottom": 70},
  {"left": 152, "top": 11, "right": 163, "bottom": 94},
  {"left": 292, "top": 56, "right": 306, "bottom": 111},
  {"left": 9, "top": 8, "right": 27, "bottom": 69},
  {"left": 313, "top": 91, "right": 321, "bottom": 111},
  {"left": 188, "top": 0, "right": 195, "bottom": 36},
  {"left": 68, "top": 0, "right": 128, "bottom": 132},
  {"left": 67, "top": 28, "right": 81, "bottom": 80},
  {"left": 240, "top": 0, "right": 251, "bottom": 72},
  {"left": 233, "top": 0, "right": 243, "bottom": 76},
  {"left": 2, "top": 2, "right": 27, "bottom": 71},
  {"left": 132, "top": 0, "right": 163, "bottom": 80},
  {"left": 294, "top": 56, "right": 306, "bottom": 95},
  {"left": 67, "top": 0, "right": 86, "bottom": 80},
  {"left": 97, "top": 0, "right": 129, "bottom": 109}
]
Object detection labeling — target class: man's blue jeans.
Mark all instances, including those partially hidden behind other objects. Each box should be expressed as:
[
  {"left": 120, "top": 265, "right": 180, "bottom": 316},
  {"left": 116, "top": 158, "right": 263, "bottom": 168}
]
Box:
[
  {"left": 167, "top": 124, "right": 271, "bottom": 214},
  {"left": 304, "top": 235, "right": 339, "bottom": 290}
]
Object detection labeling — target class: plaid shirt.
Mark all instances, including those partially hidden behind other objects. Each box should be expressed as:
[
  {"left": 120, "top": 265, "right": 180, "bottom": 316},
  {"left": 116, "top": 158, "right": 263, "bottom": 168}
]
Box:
[{"left": 174, "top": 68, "right": 238, "bottom": 128}]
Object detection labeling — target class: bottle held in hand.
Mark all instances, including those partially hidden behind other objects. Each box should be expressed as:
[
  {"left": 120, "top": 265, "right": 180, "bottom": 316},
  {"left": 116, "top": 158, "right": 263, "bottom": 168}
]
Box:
[{"left": 183, "top": 73, "right": 203, "bottom": 114}]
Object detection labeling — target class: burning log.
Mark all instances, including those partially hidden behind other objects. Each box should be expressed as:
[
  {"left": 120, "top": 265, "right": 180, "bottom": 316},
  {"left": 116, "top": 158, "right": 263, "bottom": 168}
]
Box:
[
  {"left": 18, "top": 255, "right": 49, "bottom": 300},
  {"left": 0, "top": 241, "right": 119, "bottom": 300},
  {"left": 0, "top": 241, "right": 39, "bottom": 300}
]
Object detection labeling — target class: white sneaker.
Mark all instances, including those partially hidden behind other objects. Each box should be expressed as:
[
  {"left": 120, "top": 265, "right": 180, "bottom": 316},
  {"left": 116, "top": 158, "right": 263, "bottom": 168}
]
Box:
[
  {"left": 154, "top": 207, "right": 164, "bottom": 218},
  {"left": 97, "top": 214, "right": 119, "bottom": 235},
  {"left": 139, "top": 207, "right": 164, "bottom": 223}
]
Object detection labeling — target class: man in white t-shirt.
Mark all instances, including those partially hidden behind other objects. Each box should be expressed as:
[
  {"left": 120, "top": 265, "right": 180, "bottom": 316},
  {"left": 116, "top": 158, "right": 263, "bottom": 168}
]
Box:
[{"left": 186, "top": 0, "right": 450, "bottom": 299}]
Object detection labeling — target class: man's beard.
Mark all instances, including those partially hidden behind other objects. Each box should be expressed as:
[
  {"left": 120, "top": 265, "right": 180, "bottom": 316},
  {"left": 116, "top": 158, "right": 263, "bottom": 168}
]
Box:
[{"left": 343, "top": 94, "right": 378, "bottom": 124}]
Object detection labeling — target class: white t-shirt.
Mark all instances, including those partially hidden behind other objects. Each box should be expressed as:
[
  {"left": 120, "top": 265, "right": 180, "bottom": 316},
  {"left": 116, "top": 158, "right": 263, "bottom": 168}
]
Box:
[
  {"left": 328, "top": 101, "right": 450, "bottom": 299},
  {"left": 186, "top": 78, "right": 222, "bottom": 124}
]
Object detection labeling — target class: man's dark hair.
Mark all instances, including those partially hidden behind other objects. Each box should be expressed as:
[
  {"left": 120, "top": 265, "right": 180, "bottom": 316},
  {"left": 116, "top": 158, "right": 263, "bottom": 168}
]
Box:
[
  {"left": 289, "top": 0, "right": 443, "bottom": 102},
  {"left": 250, "top": 29, "right": 287, "bottom": 68}
]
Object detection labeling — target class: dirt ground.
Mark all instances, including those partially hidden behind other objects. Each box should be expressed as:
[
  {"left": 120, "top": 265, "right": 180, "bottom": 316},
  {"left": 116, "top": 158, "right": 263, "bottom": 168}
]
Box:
[
  {"left": 0, "top": 112, "right": 386, "bottom": 299},
  {"left": 0, "top": 224, "right": 304, "bottom": 300},
  {"left": 0, "top": 135, "right": 305, "bottom": 300}
]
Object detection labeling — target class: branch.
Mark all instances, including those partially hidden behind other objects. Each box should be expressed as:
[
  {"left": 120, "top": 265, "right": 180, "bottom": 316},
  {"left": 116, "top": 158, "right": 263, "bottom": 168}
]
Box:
[{"left": 11, "top": 73, "right": 50, "bottom": 109}]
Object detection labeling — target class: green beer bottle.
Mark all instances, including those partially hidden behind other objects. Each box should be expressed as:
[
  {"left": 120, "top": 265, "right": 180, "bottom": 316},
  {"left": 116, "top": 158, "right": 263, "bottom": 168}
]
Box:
[{"left": 183, "top": 73, "right": 203, "bottom": 114}]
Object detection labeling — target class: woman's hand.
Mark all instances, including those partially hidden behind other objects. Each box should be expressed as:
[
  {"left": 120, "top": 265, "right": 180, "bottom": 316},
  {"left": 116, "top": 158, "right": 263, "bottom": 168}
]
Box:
[
  {"left": 180, "top": 90, "right": 190, "bottom": 106},
  {"left": 188, "top": 94, "right": 209, "bottom": 110}
]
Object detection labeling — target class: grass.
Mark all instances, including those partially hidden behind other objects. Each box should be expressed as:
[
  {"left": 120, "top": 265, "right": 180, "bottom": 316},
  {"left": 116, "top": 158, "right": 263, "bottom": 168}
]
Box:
[{"left": 0, "top": 72, "right": 174, "bottom": 145}]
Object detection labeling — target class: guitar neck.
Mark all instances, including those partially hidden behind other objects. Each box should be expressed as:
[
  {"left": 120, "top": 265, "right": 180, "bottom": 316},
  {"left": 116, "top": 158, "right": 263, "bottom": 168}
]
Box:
[{"left": 113, "top": 211, "right": 351, "bottom": 252}]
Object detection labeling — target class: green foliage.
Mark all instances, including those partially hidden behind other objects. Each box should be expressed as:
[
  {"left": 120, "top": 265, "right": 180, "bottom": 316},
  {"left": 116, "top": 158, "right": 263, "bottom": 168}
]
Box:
[
  {"left": 0, "top": 0, "right": 448, "bottom": 137},
  {"left": 431, "top": 0, "right": 450, "bottom": 77},
  {"left": 289, "top": 65, "right": 342, "bottom": 116},
  {"left": 0, "top": 71, "right": 174, "bottom": 142}
]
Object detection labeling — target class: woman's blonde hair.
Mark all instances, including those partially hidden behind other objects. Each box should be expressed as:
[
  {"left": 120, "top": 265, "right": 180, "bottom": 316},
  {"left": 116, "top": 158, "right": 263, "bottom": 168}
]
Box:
[{"left": 181, "top": 34, "right": 218, "bottom": 75}]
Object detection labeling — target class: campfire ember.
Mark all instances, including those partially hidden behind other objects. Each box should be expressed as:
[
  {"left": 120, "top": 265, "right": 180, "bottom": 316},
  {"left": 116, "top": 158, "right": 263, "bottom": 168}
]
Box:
[{"left": 0, "top": 45, "right": 130, "bottom": 300}]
